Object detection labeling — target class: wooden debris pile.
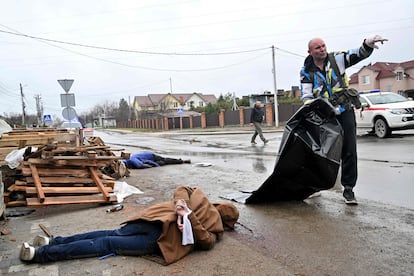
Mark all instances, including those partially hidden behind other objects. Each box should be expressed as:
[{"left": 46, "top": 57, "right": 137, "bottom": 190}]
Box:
[
  {"left": 4, "top": 137, "right": 130, "bottom": 207},
  {"left": 0, "top": 128, "right": 81, "bottom": 166}
]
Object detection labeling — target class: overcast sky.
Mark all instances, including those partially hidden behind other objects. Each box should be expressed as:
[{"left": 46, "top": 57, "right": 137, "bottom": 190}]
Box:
[{"left": 0, "top": 0, "right": 413, "bottom": 120}]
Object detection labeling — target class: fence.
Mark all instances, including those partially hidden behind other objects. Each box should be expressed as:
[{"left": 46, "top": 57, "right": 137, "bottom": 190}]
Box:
[{"left": 117, "top": 103, "right": 302, "bottom": 130}]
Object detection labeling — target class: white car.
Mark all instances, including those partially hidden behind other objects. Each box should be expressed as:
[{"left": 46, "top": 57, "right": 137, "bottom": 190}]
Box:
[
  {"left": 61, "top": 121, "right": 82, "bottom": 130},
  {"left": 355, "top": 91, "right": 414, "bottom": 138},
  {"left": 61, "top": 121, "right": 94, "bottom": 137}
]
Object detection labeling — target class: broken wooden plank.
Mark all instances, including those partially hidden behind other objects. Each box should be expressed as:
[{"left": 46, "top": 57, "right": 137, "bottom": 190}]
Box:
[
  {"left": 26, "top": 158, "right": 106, "bottom": 167},
  {"left": 29, "top": 163, "right": 46, "bottom": 203},
  {"left": 6, "top": 183, "right": 27, "bottom": 192},
  {"left": 121, "top": 151, "right": 131, "bottom": 159},
  {"left": 26, "top": 186, "right": 113, "bottom": 194},
  {"left": 88, "top": 167, "right": 110, "bottom": 200},
  {"left": 87, "top": 151, "right": 96, "bottom": 158},
  {"left": 26, "top": 194, "right": 117, "bottom": 206},
  {"left": 39, "top": 224, "right": 53, "bottom": 238},
  {"left": 50, "top": 145, "right": 111, "bottom": 154},
  {"left": 25, "top": 176, "right": 98, "bottom": 185},
  {"left": 52, "top": 156, "right": 119, "bottom": 160},
  {"left": 5, "top": 200, "right": 27, "bottom": 207},
  {"left": 21, "top": 167, "right": 90, "bottom": 178}
]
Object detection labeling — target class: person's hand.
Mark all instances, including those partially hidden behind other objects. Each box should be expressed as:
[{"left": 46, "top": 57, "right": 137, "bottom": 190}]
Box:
[
  {"left": 365, "top": 35, "right": 388, "bottom": 49},
  {"left": 249, "top": 123, "right": 253, "bottom": 126},
  {"left": 175, "top": 199, "right": 190, "bottom": 217},
  {"left": 175, "top": 199, "right": 190, "bottom": 232}
]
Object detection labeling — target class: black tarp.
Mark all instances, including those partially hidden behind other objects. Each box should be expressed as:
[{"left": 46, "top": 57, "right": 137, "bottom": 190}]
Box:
[{"left": 245, "top": 98, "right": 343, "bottom": 204}]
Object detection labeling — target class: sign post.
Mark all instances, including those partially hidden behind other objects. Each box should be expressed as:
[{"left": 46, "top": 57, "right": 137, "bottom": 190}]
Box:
[
  {"left": 178, "top": 108, "right": 183, "bottom": 130},
  {"left": 43, "top": 114, "right": 52, "bottom": 126},
  {"left": 58, "top": 79, "right": 77, "bottom": 128}
]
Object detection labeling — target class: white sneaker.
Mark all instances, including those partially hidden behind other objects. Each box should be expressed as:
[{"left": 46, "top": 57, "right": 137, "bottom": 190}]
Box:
[
  {"left": 33, "top": 235, "right": 50, "bottom": 246},
  {"left": 20, "top": 242, "right": 35, "bottom": 261}
]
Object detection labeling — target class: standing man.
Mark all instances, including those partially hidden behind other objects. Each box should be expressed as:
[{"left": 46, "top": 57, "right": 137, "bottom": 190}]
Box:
[
  {"left": 250, "top": 101, "right": 269, "bottom": 144},
  {"left": 300, "top": 35, "right": 387, "bottom": 204}
]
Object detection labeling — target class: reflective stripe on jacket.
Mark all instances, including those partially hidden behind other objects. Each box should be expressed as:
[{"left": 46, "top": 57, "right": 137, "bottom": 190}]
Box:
[{"left": 300, "top": 40, "right": 374, "bottom": 102}]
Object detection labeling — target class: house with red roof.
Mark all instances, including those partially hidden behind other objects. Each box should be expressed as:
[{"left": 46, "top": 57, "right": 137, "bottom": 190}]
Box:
[
  {"left": 132, "top": 92, "right": 217, "bottom": 119},
  {"left": 348, "top": 59, "right": 414, "bottom": 98}
]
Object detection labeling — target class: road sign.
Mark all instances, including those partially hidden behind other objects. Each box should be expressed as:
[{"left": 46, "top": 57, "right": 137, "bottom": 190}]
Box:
[
  {"left": 62, "top": 107, "right": 77, "bottom": 120},
  {"left": 60, "top": 93, "right": 76, "bottom": 107},
  {"left": 177, "top": 108, "right": 183, "bottom": 115},
  {"left": 58, "top": 79, "right": 74, "bottom": 93},
  {"left": 43, "top": 114, "right": 52, "bottom": 122}
]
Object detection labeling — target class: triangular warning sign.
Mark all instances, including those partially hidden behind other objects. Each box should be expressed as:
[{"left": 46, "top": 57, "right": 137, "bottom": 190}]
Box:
[{"left": 58, "top": 79, "right": 74, "bottom": 93}]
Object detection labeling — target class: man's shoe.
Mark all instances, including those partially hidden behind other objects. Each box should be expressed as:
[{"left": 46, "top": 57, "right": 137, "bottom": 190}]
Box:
[
  {"left": 263, "top": 139, "right": 269, "bottom": 144},
  {"left": 343, "top": 189, "right": 358, "bottom": 205},
  {"left": 20, "top": 242, "right": 35, "bottom": 261},
  {"left": 33, "top": 235, "right": 50, "bottom": 246},
  {"left": 183, "top": 159, "right": 191, "bottom": 164},
  {"left": 251, "top": 141, "right": 257, "bottom": 145}
]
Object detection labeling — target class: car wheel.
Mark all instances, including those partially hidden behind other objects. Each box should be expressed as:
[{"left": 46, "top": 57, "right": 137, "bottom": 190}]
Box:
[{"left": 374, "top": 117, "right": 391, "bottom": 138}]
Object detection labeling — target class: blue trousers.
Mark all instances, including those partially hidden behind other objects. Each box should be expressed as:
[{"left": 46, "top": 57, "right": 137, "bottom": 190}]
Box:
[{"left": 34, "top": 221, "right": 162, "bottom": 263}]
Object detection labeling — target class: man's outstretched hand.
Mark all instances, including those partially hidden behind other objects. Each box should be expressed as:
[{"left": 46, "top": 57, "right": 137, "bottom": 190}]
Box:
[{"left": 365, "top": 35, "right": 388, "bottom": 49}]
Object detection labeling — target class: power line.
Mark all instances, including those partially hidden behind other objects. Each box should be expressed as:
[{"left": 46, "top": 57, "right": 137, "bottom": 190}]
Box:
[
  {"left": 0, "top": 25, "right": 273, "bottom": 72},
  {"left": 0, "top": 28, "right": 269, "bottom": 56}
]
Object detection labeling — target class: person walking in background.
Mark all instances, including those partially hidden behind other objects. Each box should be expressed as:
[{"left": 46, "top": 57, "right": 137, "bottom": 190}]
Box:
[
  {"left": 250, "top": 101, "right": 269, "bottom": 145},
  {"left": 300, "top": 35, "right": 387, "bottom": 204}
]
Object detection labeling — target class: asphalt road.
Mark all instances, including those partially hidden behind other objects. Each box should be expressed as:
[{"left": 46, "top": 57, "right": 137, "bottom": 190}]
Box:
[
  {"left": 97, "top": 127, "right": 414, "bottom": 209},
  {"left": 93, "top": 127, "right": 414, "bottom": 275},
  {"left": 2, "top": 127, "right": 413, "bottom": 275}
]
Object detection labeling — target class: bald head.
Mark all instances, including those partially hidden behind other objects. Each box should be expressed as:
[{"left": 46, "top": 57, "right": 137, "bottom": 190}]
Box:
[{"left": 308, "top": 37, "right": 327, "bottom": 62}]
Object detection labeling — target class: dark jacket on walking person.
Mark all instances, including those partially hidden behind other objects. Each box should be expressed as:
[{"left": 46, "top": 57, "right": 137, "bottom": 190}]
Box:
[
  {"left": 19, "top": 186, "right": 239, "bottom": 265},
  {"left": 250, "top": 101, "right": 268, "bottom": 144},
  {"left": 300, "top": 35, "right": 387, "bottom": 204}
]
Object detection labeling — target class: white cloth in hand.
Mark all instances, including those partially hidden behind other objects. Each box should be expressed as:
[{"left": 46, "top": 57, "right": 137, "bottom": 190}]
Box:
[
  {"left": 181, "top": 210, "right": 194, "bottom": 245},
  {"left": 365, "top": 35, "right": 387, "bottom": 49}
]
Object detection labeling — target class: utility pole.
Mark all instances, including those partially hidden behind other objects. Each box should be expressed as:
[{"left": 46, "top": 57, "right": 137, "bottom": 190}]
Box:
[
  {"left": 34, "top": 94, "right": 42, "bottom": 126},
  {"left": 20, "top": 83, "right": 26, "bottom": 126},
  {"left": 128, "top": 95, "right": 131, "bottom": 121},
  {"left": 169, "top": 77, "right": 173, "bottom": 93},
  {"left": 232, "top": 92, "right": 239, "bottom": 111},
  {"left": 272, "top": 45, "right": 279, "bottom": 128}
]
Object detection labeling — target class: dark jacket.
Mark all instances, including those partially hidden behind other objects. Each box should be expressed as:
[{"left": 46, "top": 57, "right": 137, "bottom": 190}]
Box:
[{"left": 250, "top": 106, "right": 264, "bottom": 123}]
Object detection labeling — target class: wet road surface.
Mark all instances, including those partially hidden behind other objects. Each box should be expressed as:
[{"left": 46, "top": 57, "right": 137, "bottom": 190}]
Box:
[
  {"left": 96, "top": 128, "right": 414, "bottom": 210},
  {"left": 2, "top": 127, "right": 413, "bottom": 276}
]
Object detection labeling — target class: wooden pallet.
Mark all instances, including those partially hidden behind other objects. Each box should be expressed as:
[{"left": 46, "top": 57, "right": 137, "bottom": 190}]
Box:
[
  {"left": 4, "top": 140, "right": 128, "bottom": 206},
  {"left": 0, "top": 128, "right": 79, "bottom": 166}
]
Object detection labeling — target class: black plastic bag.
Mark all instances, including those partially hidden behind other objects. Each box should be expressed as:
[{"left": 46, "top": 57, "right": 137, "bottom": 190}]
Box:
[{"left": 246, "top": 98, "right": 343, "bottom": 203}]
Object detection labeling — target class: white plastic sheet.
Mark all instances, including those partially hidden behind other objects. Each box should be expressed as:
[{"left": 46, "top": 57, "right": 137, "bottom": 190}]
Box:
[{"left": 111, "top": 181, "right": 144, "bottom": 203}]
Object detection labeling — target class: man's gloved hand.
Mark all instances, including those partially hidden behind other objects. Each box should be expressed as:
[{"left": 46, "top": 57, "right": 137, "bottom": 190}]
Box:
[{"left": 365, "top": 35, "right": 388, "bottom": 49}]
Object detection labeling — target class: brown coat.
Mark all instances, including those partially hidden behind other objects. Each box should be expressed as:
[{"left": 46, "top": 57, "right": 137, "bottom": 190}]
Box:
[{"left": 124, "top": 186, "right": 224, "bottom": 265}]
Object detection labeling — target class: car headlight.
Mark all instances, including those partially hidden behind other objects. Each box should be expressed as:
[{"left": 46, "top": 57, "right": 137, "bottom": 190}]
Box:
[{"left": 389, "top": 108, "right": 407, "bottom": 115}]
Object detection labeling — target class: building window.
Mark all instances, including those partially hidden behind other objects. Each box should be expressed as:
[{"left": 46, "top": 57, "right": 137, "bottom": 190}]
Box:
[
  {"left": 199, "top": 101, "right": 204, "bottom": 107},
  {"left": 173, "top": 102, "right": 178, "bottom": 108},
  {"left": 396, "top": 72, "right": 404, "bottom": 81},
  {"left": 361, "top": 75, "right": 370, "bottom": 85}
]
